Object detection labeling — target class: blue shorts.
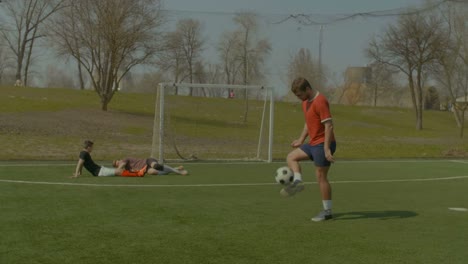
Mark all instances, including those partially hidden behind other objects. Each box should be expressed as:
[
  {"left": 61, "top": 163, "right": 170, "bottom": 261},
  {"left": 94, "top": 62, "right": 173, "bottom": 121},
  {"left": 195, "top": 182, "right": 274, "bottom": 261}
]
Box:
[{"left": 300, "top": 141, "right": 337, "bottom": 167}]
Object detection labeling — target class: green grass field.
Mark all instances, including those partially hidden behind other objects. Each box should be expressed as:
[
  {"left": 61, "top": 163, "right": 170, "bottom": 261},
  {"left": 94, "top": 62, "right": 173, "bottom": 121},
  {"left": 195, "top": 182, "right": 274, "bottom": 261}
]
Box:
[
  {"left": 1, "top": 85, "right": 467, "bottom": 263},
  {"left": 1, "top": 160, "right": 467, "bottom": 264}
]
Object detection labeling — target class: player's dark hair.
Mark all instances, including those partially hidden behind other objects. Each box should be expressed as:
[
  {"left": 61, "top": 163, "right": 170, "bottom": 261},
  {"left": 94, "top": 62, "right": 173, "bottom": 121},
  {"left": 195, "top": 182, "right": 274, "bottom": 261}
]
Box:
[
  {"left": 153, "top": 164, "right": 164, "bottom": 171},
  {"left": 83, "top": 140, "right": 94, "bottom": 148},
  {"left": 291, "top": 77, "right": 311, "bottom": 93}
]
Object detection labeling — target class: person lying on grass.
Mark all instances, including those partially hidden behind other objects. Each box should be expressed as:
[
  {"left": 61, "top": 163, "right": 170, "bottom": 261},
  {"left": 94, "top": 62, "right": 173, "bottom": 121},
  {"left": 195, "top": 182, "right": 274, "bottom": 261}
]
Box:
[
  {"left": 112, "top": 157, "right": 188, "bottom": 176},
  {"left": 71, "top": 140, "right": 146, "bottom": 178}
]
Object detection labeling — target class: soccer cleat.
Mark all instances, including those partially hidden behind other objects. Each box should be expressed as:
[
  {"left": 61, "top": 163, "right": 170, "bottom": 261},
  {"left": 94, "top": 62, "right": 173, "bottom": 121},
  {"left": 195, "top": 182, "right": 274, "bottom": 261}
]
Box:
[
  {"left": 176, "top": 166, "right": 189, "bottom": 175},
  {"left": 311, "top": 209, "right": 333, "bottom": 222},
  {"left": 279, "top": 179, "right": 305, "bottom": 197}
]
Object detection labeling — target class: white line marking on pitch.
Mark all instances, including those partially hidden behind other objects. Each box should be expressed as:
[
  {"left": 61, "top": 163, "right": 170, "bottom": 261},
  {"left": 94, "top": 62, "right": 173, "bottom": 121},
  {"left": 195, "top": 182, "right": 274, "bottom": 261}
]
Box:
[
  {"left": 0, "top": 179, "right": 278, "bottom": 187},
  {"left": 448, "top": 208, "right": 468, "bottom": 212},
  {"left": 450, "top": 160, "right": 468, "bottom": 164},
  {"left": 331, "top": 175, "right": 468, "bottom": 183},
  {"left": 0, "top": 175, "right": 467, "bottom": 188},
  {"left": 0, "top": 159, "right": 462, "bottom": 167}
]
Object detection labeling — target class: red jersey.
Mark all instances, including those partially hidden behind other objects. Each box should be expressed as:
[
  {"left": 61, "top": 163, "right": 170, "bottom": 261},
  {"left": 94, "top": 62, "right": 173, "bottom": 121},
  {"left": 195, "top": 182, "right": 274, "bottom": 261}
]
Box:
[{"left": 302, "top": 92, "right": 335, "bottom": 146}]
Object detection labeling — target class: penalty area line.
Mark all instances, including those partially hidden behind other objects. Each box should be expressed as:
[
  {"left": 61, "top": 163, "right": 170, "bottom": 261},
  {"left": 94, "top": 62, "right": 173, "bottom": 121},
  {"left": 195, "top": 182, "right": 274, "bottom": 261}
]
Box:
[
  {"left": 448, "top": 207, "right": 468, "bottom": 212},
  {"left": 450, "top": 160, "right": 468, "bottom": 164},
  {"left": 330, "top": 175, "right": 468, "bottom": 184},
  {"left": 0, "top": 159, "right": 463, "bottom": 167},
  {"left": 0, "top": 175, "right": 467, "bottom": 188},
  {"left": 0, "top": 179, "right": 279, "bottom": 188}
]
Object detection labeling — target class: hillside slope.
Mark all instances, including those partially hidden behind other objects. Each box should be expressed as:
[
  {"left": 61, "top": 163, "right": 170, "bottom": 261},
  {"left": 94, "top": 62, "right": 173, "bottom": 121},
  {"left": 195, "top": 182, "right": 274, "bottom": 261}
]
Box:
[{"left": 1, "top": 86, "right": 466, "bottom": 160}]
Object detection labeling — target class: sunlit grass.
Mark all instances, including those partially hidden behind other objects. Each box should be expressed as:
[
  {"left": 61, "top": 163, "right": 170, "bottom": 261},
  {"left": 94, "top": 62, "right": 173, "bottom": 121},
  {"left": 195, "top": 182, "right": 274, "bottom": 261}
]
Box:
[
  {"left": 0, "top": 86, "right": 99, "bottom": 112},
  {"left": 1, "top": 161, "right": 467, "bottom": 264}
]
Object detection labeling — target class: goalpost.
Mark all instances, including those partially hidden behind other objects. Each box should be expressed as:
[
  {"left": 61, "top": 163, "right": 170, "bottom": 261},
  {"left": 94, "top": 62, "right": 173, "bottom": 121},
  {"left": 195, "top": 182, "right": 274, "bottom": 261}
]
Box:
[{"left": 151, "top": 83, "right": 274, "bottom": 163}]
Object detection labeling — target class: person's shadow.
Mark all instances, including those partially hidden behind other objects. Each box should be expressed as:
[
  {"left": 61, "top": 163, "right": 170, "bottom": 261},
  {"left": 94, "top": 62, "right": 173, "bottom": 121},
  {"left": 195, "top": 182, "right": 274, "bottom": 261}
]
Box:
[{"left": 333, "top": 210, "right": 417, "bottom": 221}]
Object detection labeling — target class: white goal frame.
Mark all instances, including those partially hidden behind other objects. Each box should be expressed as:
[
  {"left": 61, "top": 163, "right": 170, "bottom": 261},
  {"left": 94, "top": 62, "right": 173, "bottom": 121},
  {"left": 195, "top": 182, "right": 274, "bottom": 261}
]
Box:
[{"left": 151, "top": 82, "right": 274, "bottom": 163}]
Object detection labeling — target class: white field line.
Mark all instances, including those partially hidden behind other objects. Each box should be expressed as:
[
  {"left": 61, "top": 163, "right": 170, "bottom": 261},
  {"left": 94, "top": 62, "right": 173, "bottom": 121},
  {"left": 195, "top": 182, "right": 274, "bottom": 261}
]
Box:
[
  {"left": 450, "top": 160, "right": 468, "bottom": 164},
  {"left": 329, "top": 175, "right": 468, "bottom": 183},
  {"left": 0, "top": 159, "right": 464, "bottom": 167},
  {"left": 0, "top": 179, "right": 277, "bottom": 187},
  {"left": 0, "top": 175, "right": 467, "bottom": 188},
  {"left": 448, "top": 207, "right": 468, "bottom": 212},
  {"left": 1, "top": 160, "right": 467, "bottom": 188}
]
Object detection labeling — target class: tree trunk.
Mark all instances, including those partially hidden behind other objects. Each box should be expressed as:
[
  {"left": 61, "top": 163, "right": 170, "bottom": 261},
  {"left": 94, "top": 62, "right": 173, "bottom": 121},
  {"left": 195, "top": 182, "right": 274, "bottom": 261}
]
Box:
[
  {"left": 77, "top": 59, "right": 85, "bottom": 90},
  {"left": 415, "top": 68, "right": 424, "bottom": 130},
  {"left": 101, "top": 100, "right": 108, "bottom": 111},
  {"left": 15, "top": 58, "right": 23, "bottom": 84},
  {"left": 459, "top": 110, "right": 465, "bottom": 138},
  {"left": 101, "top": 94, "right": 109, "bottom": 111},
  {"left": 23, "top": 27, "right": 39, "bottom": 87},
  {"left": 416, "top": 107, "right": 423, "bottom": 130},
  {"left": 452, "top": 107, "right": 463, "bottom": 128},
  {"left": 373, "top": 85, "right": 378, "bottom": 107},
  {"left": 407, "top": 74, "right": 420, "bottom": 129},
  {"left": 189, "top": 62, "right": 193, "bottom": 96}
]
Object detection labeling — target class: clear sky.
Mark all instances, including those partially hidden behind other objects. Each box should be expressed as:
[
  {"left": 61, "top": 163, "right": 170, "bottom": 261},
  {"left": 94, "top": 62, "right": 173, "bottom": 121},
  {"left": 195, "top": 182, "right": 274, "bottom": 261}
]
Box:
[{"left": 163, "top": 0, "right": 427, "bottom": 94}]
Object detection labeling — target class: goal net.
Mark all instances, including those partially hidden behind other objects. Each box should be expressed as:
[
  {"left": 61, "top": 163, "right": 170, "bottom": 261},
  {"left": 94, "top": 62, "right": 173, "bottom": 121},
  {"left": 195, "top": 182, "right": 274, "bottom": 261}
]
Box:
[{"left": 151, "top": 83, "right": 274, "bottom": 163}]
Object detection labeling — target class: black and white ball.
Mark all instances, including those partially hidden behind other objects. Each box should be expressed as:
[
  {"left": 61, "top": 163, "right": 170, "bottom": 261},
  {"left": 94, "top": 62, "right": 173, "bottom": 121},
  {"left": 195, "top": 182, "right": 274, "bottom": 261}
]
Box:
[{"left": 275, "top": 166, "right": 294, "bottom": 185}]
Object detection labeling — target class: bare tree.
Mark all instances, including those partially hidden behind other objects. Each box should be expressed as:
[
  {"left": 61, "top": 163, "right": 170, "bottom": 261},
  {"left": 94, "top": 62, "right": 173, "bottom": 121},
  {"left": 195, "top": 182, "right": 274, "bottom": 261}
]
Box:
[
  {"left": 176, "top": 19, "right": 205, "bottom": 96},
  {"left": 156, "top": 31, "right": 185, "bottom": 94},
  {"left": 233, "top": 12, "right": 271, "bottom": 87},
  {"left": 283, "top": 48, "right": 328, "bottom": 101},
  {"left": 230, "top": 11, "right": 271, "bottom": 122},
  {"left": 235, "top": 11, "right": 255, "bottom": 88},
  {"left": 429, "top": 2, "right": 468, "bottom": 137},
  {"left": 45, "top": 64, "right": 74, "bottom": 88},
  {"left": 155, "top": 19, "right": 204, "bottom": 96},
  {"left": 43, "top": 1, "right": 86, "bottom": 89},
  {"left": 203, "top": 63, "right": 225, "bottom": 97},
  {"left": 367, "top": 12, "right": 448, "bottom": 130},
  {"left": 367, "top": 61, "right": 398, "bottom": 107},
  {"left": 424, "top": 86, "right": 440, "bottom": 110},
  {"left": 66, "top": 0, "right": 85, "bottom": 90},
  {"left": 128, "top": 71, "right": 164, "bottom": 93},
  {"left": 49, "top": 0, "right": 164, "bottom": 110},
  {"left": 287, "top": 48, "right": 320, "bottom": 94},
  {"left": 0, "top": 0, "right": 67, "bottom": 86},
  {"left": 0, "top": 45, "right": 9, "bottom": 84},
  {"left": 218, "top": 31, "right": 242, "bottom": 85},
  {"left": 204, "top": 63, "right": 223, "bottom": 84}
]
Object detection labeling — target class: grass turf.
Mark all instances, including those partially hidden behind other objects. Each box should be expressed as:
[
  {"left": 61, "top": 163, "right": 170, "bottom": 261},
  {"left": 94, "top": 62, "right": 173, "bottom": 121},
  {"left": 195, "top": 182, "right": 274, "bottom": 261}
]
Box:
[{"left": 1, "top": 160, "right": 467, "bottom": 264}]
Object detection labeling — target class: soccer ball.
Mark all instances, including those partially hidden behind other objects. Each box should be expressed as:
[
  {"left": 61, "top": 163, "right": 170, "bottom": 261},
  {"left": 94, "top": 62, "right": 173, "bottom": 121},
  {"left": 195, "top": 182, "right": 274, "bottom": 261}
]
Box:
[{"left": 275, "top": 166, "right": 294, "bottom": 185}]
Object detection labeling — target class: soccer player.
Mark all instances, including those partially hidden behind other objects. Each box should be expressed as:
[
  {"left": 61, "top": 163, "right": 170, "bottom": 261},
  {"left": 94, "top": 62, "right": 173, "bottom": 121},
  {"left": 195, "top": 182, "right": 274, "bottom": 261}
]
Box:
[
  {"left": 71, "top": 140, "right": 146, "bottom": 178},
  {"left": 113, "top": 157, "right": 188, "bottom": 176},
  {"left": 281, "top": 77, "right": 337, "bottom": 222}
]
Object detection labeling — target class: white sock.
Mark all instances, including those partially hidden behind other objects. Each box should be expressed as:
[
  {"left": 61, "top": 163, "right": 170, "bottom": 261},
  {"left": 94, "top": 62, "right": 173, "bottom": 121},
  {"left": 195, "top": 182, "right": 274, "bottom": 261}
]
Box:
[
  {"left": 293, "top": 172, "right": 302, "bottom": 182},
  {"left": 157, "top": 165, "right": 179, "bottom": 175},
  {"left": 323, "top": 200, "right": 332, "bottom": 211}
]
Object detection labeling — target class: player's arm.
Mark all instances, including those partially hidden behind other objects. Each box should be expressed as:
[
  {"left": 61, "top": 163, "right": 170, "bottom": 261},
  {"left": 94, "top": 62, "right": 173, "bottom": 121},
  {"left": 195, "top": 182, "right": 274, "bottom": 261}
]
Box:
[
  {"left": 291, "top": 123, "right": 308, "bottom": 148},
  {"left": 117, "top": 160, "right": 127, "bottom": 170},
  {"left": 323, "top": 120, "right": 335, "bottom": 163},
  {"left": 71, "top": 158, "right": 84, "bottom": 178}
]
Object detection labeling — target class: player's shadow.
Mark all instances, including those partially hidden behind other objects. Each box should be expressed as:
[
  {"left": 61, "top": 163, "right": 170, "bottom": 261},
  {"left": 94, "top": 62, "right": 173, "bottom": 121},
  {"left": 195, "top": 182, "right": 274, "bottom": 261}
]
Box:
[{"left": 333, "top": 210, "right": 417, "bottom": 221}]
